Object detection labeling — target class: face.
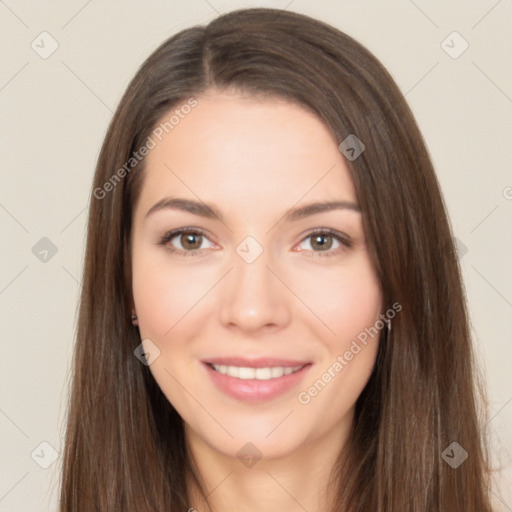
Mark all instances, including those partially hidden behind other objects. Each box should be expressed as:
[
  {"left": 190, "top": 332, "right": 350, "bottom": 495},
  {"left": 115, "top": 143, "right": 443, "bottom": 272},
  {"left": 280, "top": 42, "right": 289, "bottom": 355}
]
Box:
[{"left": 130, "top": 89, "right": 383, "bottom": 462}]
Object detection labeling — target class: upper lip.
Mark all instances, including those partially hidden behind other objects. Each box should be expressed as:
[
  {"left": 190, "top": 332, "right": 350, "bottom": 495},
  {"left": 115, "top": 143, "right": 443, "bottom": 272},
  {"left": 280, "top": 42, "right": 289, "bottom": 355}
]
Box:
[{"left": 203, "top": 357, "right": 311, "bottom": 368}]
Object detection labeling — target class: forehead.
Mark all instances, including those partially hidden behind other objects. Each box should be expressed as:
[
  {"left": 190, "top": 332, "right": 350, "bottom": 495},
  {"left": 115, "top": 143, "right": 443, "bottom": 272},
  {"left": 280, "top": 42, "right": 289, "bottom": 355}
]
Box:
[{"left": 137, "top": 91, "right": 357, "bottom": 216}]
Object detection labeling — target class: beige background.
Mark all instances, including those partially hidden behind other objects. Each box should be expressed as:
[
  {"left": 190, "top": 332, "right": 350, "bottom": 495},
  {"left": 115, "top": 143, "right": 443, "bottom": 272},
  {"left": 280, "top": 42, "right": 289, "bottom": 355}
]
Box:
[{"left": 0, "top": 1, "right": 511, "bottom": 510}]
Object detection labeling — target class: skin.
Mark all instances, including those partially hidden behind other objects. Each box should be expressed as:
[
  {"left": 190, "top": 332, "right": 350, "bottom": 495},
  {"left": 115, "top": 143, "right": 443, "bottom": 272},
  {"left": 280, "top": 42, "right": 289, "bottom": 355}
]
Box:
[{"left": 130, "top": 89, "right": 383, "bottom": 512}]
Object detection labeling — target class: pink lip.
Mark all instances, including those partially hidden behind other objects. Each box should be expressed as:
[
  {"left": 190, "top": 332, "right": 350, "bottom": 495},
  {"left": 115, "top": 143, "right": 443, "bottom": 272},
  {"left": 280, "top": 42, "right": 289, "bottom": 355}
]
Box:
[
  {"left": 202, "top": 361, "right": 313, "bottom": 403},
  {"left": 203, "top": 357, "right": 311, "bottom": 368}
]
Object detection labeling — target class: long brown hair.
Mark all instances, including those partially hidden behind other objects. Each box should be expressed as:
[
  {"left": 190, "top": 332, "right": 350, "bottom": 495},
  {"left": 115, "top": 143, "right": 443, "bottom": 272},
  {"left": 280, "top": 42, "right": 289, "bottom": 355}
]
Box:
[{"left": 59, "top": 8, "right": 494, "bottom": 511}]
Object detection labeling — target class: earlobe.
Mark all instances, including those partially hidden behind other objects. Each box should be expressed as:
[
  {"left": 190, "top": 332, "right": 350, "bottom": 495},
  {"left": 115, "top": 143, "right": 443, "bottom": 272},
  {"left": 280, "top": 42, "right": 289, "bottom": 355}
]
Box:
[{"left": 131, "top": 311, "right": 139, "bottom": 326}]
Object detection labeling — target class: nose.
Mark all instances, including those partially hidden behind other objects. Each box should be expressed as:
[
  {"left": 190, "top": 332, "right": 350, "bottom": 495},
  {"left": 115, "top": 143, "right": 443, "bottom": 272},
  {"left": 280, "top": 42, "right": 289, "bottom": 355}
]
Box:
[{"left": 219, "top": 247, "right": 292, "bottom": 334}]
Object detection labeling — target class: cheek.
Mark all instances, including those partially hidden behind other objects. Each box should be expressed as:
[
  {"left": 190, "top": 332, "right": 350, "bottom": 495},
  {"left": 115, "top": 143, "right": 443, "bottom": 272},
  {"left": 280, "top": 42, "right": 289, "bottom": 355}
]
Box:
[
  {"left": 294, "top": 260, "right": 382, "bottom": 413},
  {"left": 336, "top": 273, "right": 382, "bottom": 342},
  {"left": 293, "top": 256, "right": 382, "bottom": 343},
  {"left": 131, "top": 248, "right": 213, "bottom": 337}
]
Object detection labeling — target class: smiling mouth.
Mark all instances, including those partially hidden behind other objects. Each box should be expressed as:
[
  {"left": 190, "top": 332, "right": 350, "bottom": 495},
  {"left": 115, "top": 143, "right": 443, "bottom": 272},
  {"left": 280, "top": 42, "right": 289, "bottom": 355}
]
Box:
[
  {"left": 203, "top": 360, "right": 313, "bottom": 402},
  {"left": 207, "top": 363, "right": 306, "bottom": 380}
]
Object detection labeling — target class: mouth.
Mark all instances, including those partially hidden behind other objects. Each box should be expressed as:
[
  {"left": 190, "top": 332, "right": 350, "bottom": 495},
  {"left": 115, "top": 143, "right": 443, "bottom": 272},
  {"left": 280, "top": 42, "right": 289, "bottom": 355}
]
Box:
[{"left": 202, "top": 358, "right": 313, "bottom": 402}]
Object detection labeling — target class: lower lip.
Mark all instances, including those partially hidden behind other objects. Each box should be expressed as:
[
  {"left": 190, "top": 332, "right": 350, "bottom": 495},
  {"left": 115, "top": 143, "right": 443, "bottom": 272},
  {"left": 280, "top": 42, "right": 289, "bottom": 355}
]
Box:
[{"left": 203, "top": 362, "right": 312, "bottom": 403}]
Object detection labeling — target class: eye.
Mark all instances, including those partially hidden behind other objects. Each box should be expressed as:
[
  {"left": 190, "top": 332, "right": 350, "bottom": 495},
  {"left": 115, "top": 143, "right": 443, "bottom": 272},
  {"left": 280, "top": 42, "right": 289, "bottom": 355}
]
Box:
[
  {"left": 157, "top": 228, "right": 215, "bottom": 257},
  {"left": 157, "top": 227, "right": 352, "bottom": 258},
  {"left": 295, "top": 229, "right": 352, "bottom": 257}
]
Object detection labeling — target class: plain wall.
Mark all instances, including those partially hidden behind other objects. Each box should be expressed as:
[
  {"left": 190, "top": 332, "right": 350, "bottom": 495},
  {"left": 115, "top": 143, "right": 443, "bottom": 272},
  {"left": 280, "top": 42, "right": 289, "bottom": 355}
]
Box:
[{"left": 0, "top": 0, "right": 511, "bottom": 510}]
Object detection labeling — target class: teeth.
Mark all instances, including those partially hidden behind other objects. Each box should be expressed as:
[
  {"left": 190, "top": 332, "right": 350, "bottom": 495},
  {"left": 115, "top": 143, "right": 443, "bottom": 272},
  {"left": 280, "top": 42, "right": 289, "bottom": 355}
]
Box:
[
  {"left": 211, "top": 364, "right": 303, "bottom": 380},
  {"left": 226, "top": 366, "right": 238, "bottom": 378}
]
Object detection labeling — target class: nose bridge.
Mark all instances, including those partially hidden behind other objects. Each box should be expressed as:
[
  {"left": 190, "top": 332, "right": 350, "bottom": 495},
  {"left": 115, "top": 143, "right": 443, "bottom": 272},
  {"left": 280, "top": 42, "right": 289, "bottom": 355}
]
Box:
[{"left": 219, "top": 237, "right": 290, "bottom": 331}]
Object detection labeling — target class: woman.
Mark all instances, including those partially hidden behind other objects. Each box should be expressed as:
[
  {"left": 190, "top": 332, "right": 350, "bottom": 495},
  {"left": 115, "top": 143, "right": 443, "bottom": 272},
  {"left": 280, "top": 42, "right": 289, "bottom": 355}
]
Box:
[{"left": 59, "top": 7, "right": 494, "bottom": 511}]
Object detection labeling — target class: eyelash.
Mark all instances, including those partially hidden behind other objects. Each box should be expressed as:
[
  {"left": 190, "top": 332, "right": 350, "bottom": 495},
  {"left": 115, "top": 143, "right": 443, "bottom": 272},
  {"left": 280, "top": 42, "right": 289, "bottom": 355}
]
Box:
[{"left": 157, "top": 228, "right": 352, "bottom": 258}]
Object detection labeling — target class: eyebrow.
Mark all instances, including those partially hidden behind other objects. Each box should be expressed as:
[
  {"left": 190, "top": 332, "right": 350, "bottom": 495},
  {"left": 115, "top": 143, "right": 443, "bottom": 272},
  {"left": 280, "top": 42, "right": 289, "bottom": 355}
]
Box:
[{"left": 144, "top": 197, "right": 361, "bottom": 223}]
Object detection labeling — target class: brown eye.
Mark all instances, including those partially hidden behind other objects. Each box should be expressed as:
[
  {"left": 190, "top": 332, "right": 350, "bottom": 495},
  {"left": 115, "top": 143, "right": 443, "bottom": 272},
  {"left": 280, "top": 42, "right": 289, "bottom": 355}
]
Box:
[
  {"left": 158, "top": 229, "right": 214, "bottom": 257},
  {"left": 179, "top": 232, "right": 203, "bottom": 250},
  {"left": 310, "top": 233, "right": 334, "bottom": 251},
  {"left": 296, "top": 229, "right": 352, "bottom": 257}
]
